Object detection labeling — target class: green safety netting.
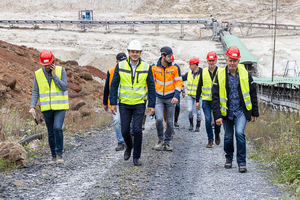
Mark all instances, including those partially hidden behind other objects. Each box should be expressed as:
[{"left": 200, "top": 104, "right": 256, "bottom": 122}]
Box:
[
  {"left": 253, "top": 76, "right": 300, "bottom": 85},
  {"left": 223, "top": 35, "right": 262, "bottom": 65}
]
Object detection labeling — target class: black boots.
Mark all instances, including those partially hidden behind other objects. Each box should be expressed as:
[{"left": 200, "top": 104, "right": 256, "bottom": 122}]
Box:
[
  {"left": 174, "top": 110, "right": 180, "bottom": 127},
  {"left": 195, "top": 120, "right": 201, "bottom": 132},
  {"left": 189, "top": 117, "right": 193, "bottom": 131}
]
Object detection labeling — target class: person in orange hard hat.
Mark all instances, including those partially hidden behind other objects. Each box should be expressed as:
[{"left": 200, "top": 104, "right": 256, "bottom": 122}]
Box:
[
  {"left": 152, "top": 46, "right": 182, "bottom": 151},
  {"left": 103, "top": 53, "right": 127, "bottom": 151},
  {"left": 182, "top": 58, "right": 202, "bottom": 132},
  {"left": 195, "top": 51, "right": 223, "bottom": 148},
  {"left": 211, "top": 46, "right": 259, "bottom": 173},
  {"left": 29, "top": 50, "right": 69, "bottom": 165}
]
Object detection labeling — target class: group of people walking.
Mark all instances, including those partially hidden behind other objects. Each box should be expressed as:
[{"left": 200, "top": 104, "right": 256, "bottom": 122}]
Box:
[{"left": 29, "top": 40, "right": 259, "bottom": 173}]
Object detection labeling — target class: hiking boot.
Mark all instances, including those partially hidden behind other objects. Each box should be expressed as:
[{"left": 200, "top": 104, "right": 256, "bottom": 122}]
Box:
[
  {"left": 133, "top": 158, "right": 142, "bottom": 166},
  {"left": 206, "top": 140, "right": 213, "bottom": 148},
  {"left": 215, "top": 134, "right": 221, "bottom": 145},
  {"left": 238, "top": 165, "right": 247, "bottom": 173},
  {"left": 188, "top": 117, "right": 193, "bottom": 131},
  {"left": 49, "top": 155, "right": 56, "bottom": 165},
  {"left": 195, "top": 120, "right": 201, "bottom": 132},
  {"left": 174, "top": 121, "right": 179, "bottom": 128},
  {"left": 124, "top": 148, "right": 131, "bottom": 161},
  {"left": 154, "top": 141, "right": 164, "bottom": 151},
  {"left": 164, "top": 143, "right": 173, "bottom": 151},
  {"left": 56, "top": 154, "right": 64, "bottom": 164},
  {"left": 224, "top": 158, "right": 232, "bottom": 169},
  {"left": 115, "top": 142, "right": 125, "bottom": 151}
]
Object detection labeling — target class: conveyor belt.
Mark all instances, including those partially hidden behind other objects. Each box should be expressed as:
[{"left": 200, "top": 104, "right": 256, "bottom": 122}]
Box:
[
  {"left": 0, "top": 19, "right": 212, "bottom": 26},
  {"left": 224, "top": 21, "right": 300, "bottom": 31}
]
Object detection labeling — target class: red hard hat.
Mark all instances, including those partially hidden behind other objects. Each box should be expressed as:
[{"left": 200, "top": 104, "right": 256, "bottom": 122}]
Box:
[
  {"left": 189, "top": 58, "right": 199, "bottom": 65},
  {"left": 171, "top": 55, "right": 175, "bottom": 62},
  {"left": 39, "top": 50, "right": 55, "bottom": 65},
  {"left": 225, "top": 46, "right": 241, "bottom": 59},
  {"left": 206, "top": 51, "right": 218, "bottom": 60}
]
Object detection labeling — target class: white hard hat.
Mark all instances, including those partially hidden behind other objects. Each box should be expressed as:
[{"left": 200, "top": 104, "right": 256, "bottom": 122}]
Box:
[{"left": 127, "top": 40, "right": 142, "bottom": 51}]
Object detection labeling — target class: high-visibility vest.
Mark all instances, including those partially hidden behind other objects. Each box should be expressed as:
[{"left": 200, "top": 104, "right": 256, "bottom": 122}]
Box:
[
  {"left": 35, "top": 66, "right": 69, "bottom": 112},
  {"left": 202, "top": 67, "right": 222, "bottom": 101},
  {"left": 217, "top": 66, "right": 252, "bottom": 116},
  {"left": 108, "top": 65, "right": 116, "bottom": 107},
  {"left": 187, "top": 70, "right": 200, "bottom": 96},
  {"left": 152, "top": 63, "right": 182, "bottom": 97},
  {"left": 119, "top": 60, "right": 149, "bottom": 105}
]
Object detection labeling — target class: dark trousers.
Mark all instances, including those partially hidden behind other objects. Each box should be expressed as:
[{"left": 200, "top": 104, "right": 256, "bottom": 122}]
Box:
[
  {"left": 42, "top": 110, "right": 66, "bottom": 156},
  {"left": 119, "top": 103, "right": 146, "bottom": 159}
]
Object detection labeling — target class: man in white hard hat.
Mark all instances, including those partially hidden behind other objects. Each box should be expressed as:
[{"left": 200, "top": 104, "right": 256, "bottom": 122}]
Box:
[{"left": 110, "top": 40, "right": 156, "bottom": 166}]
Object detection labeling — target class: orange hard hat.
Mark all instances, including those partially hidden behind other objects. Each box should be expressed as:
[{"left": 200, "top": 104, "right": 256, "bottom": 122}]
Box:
[
  {"left": 206, "top": 51, "right": 218, "bottom": 60},
  {"left": 225, "top": 46, "right": 241, "bottom": 59},
  {"left": 171, "top": 55, "right": 175, "bottom": 62},
  {"left": 189, "top": 58, "right": 199, "bottom": 65},
  {"left": 39, "top": 50, "right": 55, "bottom": 65}
]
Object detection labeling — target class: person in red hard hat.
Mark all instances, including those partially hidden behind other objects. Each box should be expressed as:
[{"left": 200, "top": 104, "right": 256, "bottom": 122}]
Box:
[
  {"left": 211, "top": 46, "right": 259, "bottom": 173},
  {"left": 182, "top": 58, "right": 202, "bottom": 132},
  {"left": 195, "top": 51, "right": 222, "bottom": 148},
  {"left": 29, "top": 50, "right": 69, "bottom": 165}
]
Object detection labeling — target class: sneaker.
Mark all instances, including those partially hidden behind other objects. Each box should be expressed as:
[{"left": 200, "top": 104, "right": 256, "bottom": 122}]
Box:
[
  {"left": 164, "top": 143, "right": 173, "bottom": 151},
  {"left": 224, "top": 158, "right": 232, "bottom": 169},
  {"left": 238, "top": 165, "right": 247, "bottom": 173},
  {"left": 206, "top": 140, "right": 213, "bottom": 148},
  {"left": 115, "top": 142, "right": 125, "bottom": 151},
  {"left": 56, "top": 154, "right": 64, "bottom": 164},
  {"left": 49, "top": 155, "right": 56, "bottom": 165},
  {"left": 154, "top": 141, "right": 164, "bottom": 151}
]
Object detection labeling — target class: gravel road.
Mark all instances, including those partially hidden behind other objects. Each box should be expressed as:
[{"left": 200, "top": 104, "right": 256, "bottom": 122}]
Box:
[{"left": 0, "top": 97, "right": 286, "bottom": 199}]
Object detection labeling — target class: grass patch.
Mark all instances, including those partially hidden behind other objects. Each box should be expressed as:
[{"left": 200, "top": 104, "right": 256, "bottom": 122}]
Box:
[{"left": 246, "top": 103, "right": 300, "bottom": 197}]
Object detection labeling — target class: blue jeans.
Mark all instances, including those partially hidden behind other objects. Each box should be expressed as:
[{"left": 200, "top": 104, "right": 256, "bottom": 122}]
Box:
[
  {"left": 187, "top": 95, "right": 202, "bottom": 121},
  {"left": 155, "top": 97, "right": 175, "bottom": 144},
  {"left": 112, "top": 105, "right": 124, "bottom": 144},
  {"left": 42, "top": 110, "right": 66, "bottom": 156},
  {"left": 119, "top": 103, "right": 146, "bottom": 159},
  {"left": 202, "top": 100, "right": 221, "bottom": 141},
  {"left": 223, "top": 113, "right": 247, "bottom": 166}
]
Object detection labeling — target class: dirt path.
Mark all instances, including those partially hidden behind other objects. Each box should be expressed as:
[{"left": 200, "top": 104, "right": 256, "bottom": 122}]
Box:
[{"left": 0, "top": 97, "right": 285, "bottom": 199}]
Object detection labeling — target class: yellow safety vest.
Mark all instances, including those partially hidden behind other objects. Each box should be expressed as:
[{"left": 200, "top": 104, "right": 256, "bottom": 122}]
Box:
[
  {"left": 35, "top": 66, "right": 69, "bottom": 112},
  {"left": 187, "top": 70, "right": 200, "bottom": 97},
  {"left": 119, "top": 60, "right": 149, "bottom": 105},
  {"left": 218, "top": 65, "right": 252, "bottom": 116},
  {"left": 202, "top": 67, "right": 222, "bottom": 101}
]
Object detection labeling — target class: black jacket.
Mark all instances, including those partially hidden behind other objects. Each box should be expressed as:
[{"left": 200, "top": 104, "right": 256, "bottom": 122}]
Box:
[
  {"left": 110, "top": 58, "right": 156, "bottom": 108},
  {"left": 211, "top": 66, "right": 259, "bottom": 122}
]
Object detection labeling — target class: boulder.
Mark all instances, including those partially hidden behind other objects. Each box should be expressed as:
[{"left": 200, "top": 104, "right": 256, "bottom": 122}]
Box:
[
  {"left": 0, "top": 87, "right": 6, "bottom": 97},
  {"left": 71, "top": 100, "right": 86, "bottom": 111},
  {"left": 79, "top": 107, "right": 94, "bottom": 116},
  {"left": 66, "top": 60, "right": 78, "bottom": 66},
  {"left": 68, "top": 111, "right": 82, "bottom": 123},
  {"left": 0, "top": 142, "right": 28, "bottom": 168},
  {"left": 79, "top": 72, "right": 93, "bottom": 81},
  {"left": 7, "top": 76, "right": 17, "bottom": 89}
]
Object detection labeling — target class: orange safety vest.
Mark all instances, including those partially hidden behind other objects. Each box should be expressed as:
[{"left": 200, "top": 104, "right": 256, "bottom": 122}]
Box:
[
  {"left": 108, "top": 65, "right": 116, "bottom": 107},
  {"left": 152, "top": 63, "right": 182, "bottom": 97}
]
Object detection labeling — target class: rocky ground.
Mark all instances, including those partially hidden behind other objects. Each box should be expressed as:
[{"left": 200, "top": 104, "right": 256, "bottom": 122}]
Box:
[{"left": 0, "top": 100, "right": 286, "bottom": 200}]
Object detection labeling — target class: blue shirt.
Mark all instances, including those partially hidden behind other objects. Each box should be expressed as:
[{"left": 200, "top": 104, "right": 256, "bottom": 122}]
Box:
[{"left": 227, "top": 69, "right": 243, "bottom": 120}]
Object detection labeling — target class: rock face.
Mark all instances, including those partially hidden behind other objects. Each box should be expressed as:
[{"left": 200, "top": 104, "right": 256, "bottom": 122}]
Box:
[{"left": 0, "top": 142, "right": 28, "bottom": 168}]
